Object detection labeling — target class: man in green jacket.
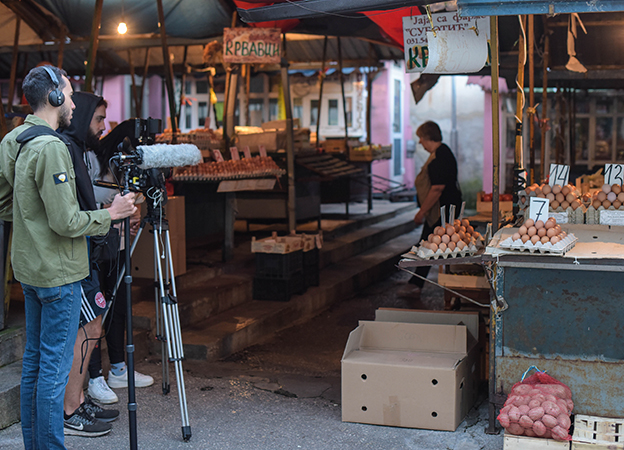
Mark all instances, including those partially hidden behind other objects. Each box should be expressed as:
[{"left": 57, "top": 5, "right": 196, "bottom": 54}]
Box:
[{"left": 0, "top": 65, "right": 137, "bottom": 450}]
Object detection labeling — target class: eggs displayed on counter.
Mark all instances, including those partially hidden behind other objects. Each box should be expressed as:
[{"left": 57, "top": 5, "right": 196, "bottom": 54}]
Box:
[
  {"left": 499, "top": 217, "right": 577, "bottom": 254},
  {"left": 520, "top": 183, "right": 582, "bottom": 211},
  {"left": 414, "top": 218, "right": 483, "bottom": 259}
]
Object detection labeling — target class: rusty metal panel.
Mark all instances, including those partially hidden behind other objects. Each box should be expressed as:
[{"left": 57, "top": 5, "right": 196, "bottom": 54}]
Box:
[
  {"left": 501, "top": 267, "right": 624, "bottom": 360},
  {"left": 496, "top": 356, "right": 624, "bottom": 417}
]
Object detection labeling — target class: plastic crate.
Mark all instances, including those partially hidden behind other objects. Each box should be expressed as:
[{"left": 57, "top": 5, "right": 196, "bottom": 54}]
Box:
[
  {"left": 253, "top": 273, "right": 305, "bottom": 302},
  {"left": 255, "top": 250, "right": 303, "bottom": 278},
  {"left": 304, "top": 266, "right": 319, "bottom": 288},
  {"left": 303, "top": 247, "right": 319, "bottom": 267}
]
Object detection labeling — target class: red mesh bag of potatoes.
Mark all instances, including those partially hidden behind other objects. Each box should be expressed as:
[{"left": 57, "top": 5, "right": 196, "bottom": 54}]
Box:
[{"left": 497, "top": 367, "right": 573, "bottom": 441}]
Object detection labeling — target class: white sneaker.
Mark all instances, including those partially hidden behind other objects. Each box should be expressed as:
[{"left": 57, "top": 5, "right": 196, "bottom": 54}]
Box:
[
  {"left": 108, "top": 370, "right": 154, "bottom": 388},
  {"left": 87, "top": 376, "right": 119, "bottom": 404}
]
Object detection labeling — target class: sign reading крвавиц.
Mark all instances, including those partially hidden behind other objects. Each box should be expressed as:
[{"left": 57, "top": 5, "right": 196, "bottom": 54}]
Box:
[{"left": 223, "top": 28, "right": 281, "bottom": 64}]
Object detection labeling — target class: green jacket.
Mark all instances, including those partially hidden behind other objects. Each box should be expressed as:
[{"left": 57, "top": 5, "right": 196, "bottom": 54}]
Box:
[{"left": 0, "top": 115, "right": 111, "bottom": 287}]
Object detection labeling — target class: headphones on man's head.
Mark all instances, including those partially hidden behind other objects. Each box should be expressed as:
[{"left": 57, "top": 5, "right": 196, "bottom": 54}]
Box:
[{"left": 42, "top": 65, "right": 65, "bottom": 107}]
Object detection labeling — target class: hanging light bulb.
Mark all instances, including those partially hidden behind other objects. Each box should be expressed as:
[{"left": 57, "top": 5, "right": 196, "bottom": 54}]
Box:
[{"left": 117, "top": 0, "right": 127, "bottom": 35}]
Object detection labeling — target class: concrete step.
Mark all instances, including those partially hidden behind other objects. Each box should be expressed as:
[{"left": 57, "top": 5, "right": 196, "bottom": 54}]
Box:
[
  {"left": 165, "top": 228, "right": 420, "bottom": 361},
  {"left": 132, "top": 274, "right": 252, "bottom": 331},
  {"left": 0, "top": 325, "right": 25, "bottom": 369},
  {"left": 131, "top": 209, "right": 415, "bottom": 333},
  {"left": 0, "top": 360, "right": 21, "bottom": 430}
]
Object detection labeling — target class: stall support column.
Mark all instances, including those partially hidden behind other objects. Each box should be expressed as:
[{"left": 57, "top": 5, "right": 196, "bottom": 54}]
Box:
[
  {"left": 7, "top": 16, "right": 20, "bottom": 113},
  {"left": 157, "top": 0, "right": 178, "bottom": 137},
  {"left": 281, "top": 58, "right": 296, "bottom": 232},
  {"left": 540, "top": 18, "right": 550, "bottom": 182},
  {"left": 84, "top": 0, "right": 103, "bottom": 93},
  {"left": 223, "top": 193, "right": 235, "bottom": 262}
]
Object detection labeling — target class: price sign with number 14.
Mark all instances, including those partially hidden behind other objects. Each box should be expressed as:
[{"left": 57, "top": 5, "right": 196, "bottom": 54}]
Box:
[
  {"left": 605, "top": 164, "right": 624, "bottom": 186},
  {"left": 529, "top": 197, "right": 550, "bottom": 223},
  {"left": 549, "top": 164, "right": 570, "bottom": 187}
]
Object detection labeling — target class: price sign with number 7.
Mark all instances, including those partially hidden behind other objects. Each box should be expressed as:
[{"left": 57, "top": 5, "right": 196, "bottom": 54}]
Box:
[
  {"left": 529, "top": 197, "right": 550, "bottom": 223},
  {"left": 605, "top": 164, "right": 624, "bottom": 186},
  {"left": 549, "top": 164, "right": 570, "bottom": 187}
]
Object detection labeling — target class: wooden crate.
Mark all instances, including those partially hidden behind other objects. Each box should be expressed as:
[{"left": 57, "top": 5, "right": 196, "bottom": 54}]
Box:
[
  {"left": 476, "top": 191, "right": 514, "bottom": 213},
  {"left": 572, "top": 414, "right": 624, "bottom": 449},
  {"left": 504, "top": 433, "right": 570, "bottom": 450},
  {"left": 251, "top": 233, "right": 304, "bottom": 254},
  {"left": 437, "top": 265, "right": 490, "bottom": 290},
  {"left": 348, "top": 145, "right": 392, "bottom": 162}
]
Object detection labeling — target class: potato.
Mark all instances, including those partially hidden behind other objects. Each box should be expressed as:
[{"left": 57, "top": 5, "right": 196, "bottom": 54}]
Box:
[
  {"left": 514, "top": 395, "right": 531, "bottom": 407},
  {"left": 542, "top": 414, "right": 558, "bottom": 429},
  {"left": 557, "top": 414, "right": 571, "bottom": 429},
  {"left": 542, "top": 401, "right": 562, "bottom": 417},
  {"left": 551, "top": 425, "right": 568, "bottom": 441},
  {"left": 500, "top": 404, "right": 512, "bottom": 415},
  {"left": 557, "top": 399, "right": 569, "bottom": 415},
  {"left": 508, "top": 406, "right": 521, "bottom": 423},
  {"left": 507, "top": 423, "right": 524, "bottom": 436},
  {"left": 519, "top": 415, "right": 534, "bottom": 428},
  {"left": 566, "top": 399, "right": 574, "bottom": 413},
  {"left": 528, "top": 406, "right": 545, "bottom": 421},
  {"left": 504, "top": 395, "right": 518, "bottom": 407},
  {"left": 498, "top": 413, "right": 510, "bottom": 428},
  {"left": 524, "top": 427, "right": 536, "bottom": 437},
  {"left": 512, "top": 384, "right": 534, "bottom": 396},
  {"left": 544, "top": 394, "right": 558, "bottom": 403},
  {"left": 533, "top": 420, "right": 547, "bottom": 436},
  {"left": 528, "top": 399, "right": 542, "bottom": 409},
  {"left": 518, "top": 405, "right": 530, "bottom": 415}
]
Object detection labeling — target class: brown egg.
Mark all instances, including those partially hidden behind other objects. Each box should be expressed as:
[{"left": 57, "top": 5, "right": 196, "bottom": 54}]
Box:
[
  {"left": 547, "top": 227, "right": 557, "bottom": 238},
  {"left": 598, "top": 191, "right": 607, "bottom": 202},
  {"left": 525, "top": 219, "right": 535, "bottom": 228},
  {"left": 512, "top": 232, "right": 521, "bottom": 241},
  {"left": 456, "top": 240, "right": 467, "bottom": 250},
  {"left": 454, "top": 219, "right": 461, "bottom": 227},
  {"left": 428, "top": 234, "right": 435, "bottom": 243},
  {"left": 432, "top": 235, "right": 442, "bottom": 245},
  {"left": 445, "top": 225, "right": 455, "bottom": 236},
  {"left": 619, "top": 192, "right": 624, "bottom": 202},
  {"left": 612, "top": 184, "right": 622, "bottom": 194},
  {"left": 521, "top": 234, "right": 531, "bottom": 243},
  {"left": 448, "top": 241, "right": 456, "bottom": 251},
  {"left": 451, "top": 233, "right": 460, "bottom": 243},
  {"left": 422, "top": 241, "right": 430, "bottom": 250},
  {"left": 459, "top": 226, "right": 467, "bottom": 233},
  {"left": 454, "top": 223, "right": 460, "bottom": 233},
  {"left": 571, "top": 200, "right": 581, "bottom": 210},
  {"left": 541, "top": 236, "right": 550, "bottom": 244},
  {"left": 566, "top": 193, "right": 576, "bottom": 203},
  {"left": 542, "top": 184, "right": 552, "bottom": 195},
  {"left": 561, "top": 201, "right": 570, "bottom": 210},
  {"left": 555, "top": 193, "right": 565, "bottom": 203},
  {"left": 545, "top": 219, "right": 556, "bottom": 229},
  {"left": 537, "top": 227, "right": 547, "bottom": 237},
  {"left": 550, "top": 236, "right": 560, "bottom": 244},
  {"left": 537, "top": 193, "right": 546, "bottom": 198},
  {"left": 614, "top": 200, "right": 622, "bottom": 209},
  {"left": 562, "top": 185, "right": 571, "bottom": 196},
  {"left": 519, "top": 225, "right": 528, "bottom": 236},
  {"left": 535, "top": 186, "right": 543, "bottom": 196},
  {"left": 458, "top": 230, "right": 466, "bottom": 240},
  {"left": 441, "top": 234, "right": 450, "bottom": 244},
  {"left": 555, "top": 225, "right": 562, "bottom": 234},
  {"left": 531, "top": 235, "right": 541, "bottom": 244},
  {"left": 593, "top": 199, "right": 602, "bottom": 209},
  {"left": 430, "top": 243, "right": 439, "bottom": 252},
  {"left": 461, "top": 219, "right": 470, "bottom": 228},
  {"left": 528, "top": 226, "right": 537, "bottom": 237},
  {"left": 552, "top": 184, "right": 562, "bottom": 194},
  {"left": 603, "top": 200, "right": 612, "bottom": 209},
  {"left": 535, "top": 220, "right": 545, "bottom": 229},
  {"left": 439, "top": 242, "right": 447, "bottom": 252},
  {"left": 546, "top": 193, "right": 555, "bottom": 201},
  {"left": 602, "top": 183, "right": 612, "bottom": 194},
  {"left": 551, "top": 200, "right": 560, "bottom": 209}
]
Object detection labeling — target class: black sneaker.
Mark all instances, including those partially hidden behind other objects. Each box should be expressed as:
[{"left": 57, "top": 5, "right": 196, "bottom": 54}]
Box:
[
  {"left": 83, "top": 394, "right": 120, "bottom": 423},
  {"left": 64, "top": 405, "right": 112, "bottom": 437}
]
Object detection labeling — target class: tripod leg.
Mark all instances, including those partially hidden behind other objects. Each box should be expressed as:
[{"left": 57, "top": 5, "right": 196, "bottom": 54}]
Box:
[
  {"left": 163, "top": 230, "right": 191, "bottom": 440},
  {"left": 153, "top": 227, "right": 170, "bottom": 395}
]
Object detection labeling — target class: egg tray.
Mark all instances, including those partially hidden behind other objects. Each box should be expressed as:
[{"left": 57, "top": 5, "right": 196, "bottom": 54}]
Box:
[
  {"left": 520, "top": 206, "right": 585, "bottom": 224},
  {"left": 585, "top": 205, "right": 624, "bottom": 225},
  {"left": 172, "top": 169, "right": 285, "bottom": 182},
  {"left": 411, "top": 242, "right": 480, "bottom": 260},
  {"left": 498, "top": 233, "right": 577, "bottom": 255}
]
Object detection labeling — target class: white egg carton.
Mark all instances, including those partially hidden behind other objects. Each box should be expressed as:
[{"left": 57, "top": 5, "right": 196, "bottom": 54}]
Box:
[
  {"left": 498, "top": 233, "right": 577, "bottom": 255},
  {"left": 411, "top": 242, "right": 480, "bottom": 260}
]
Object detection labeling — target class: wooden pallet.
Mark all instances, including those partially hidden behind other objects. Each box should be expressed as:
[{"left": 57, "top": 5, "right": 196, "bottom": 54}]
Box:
[
  {"left": 572, "top": 415, "right": 624, "bottom": 449},
  {"left": 296, "top": 155, "right": 363, "bottom": 179},
  {"left": 504, "top": 433, "right": 570, "bottom": 449}
]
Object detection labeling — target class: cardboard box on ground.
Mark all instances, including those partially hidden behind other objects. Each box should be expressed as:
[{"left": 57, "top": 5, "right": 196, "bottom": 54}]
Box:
[
  {"left": 131, "top": 196, "right": 187, "bottom": 278},
  {"left": 341, "top": 309, "right": 480, "bottom": 432}
]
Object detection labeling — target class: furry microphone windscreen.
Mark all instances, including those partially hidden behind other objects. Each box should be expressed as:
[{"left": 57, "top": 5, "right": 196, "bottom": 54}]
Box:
[{"left": 136, "top": 144, "right": 202, "bottom": 169}]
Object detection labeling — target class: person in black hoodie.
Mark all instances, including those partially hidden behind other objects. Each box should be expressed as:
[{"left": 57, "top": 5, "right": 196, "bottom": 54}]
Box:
[{"left": 60, "top": 92, "right": 122, "bottom": 437}]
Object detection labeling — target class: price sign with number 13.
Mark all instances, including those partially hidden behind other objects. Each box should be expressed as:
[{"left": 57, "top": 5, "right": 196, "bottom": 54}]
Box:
[
  {"left": 605, "top": 164, "right": 624, "bottom": 186},
  {"left": 529, "top": 197, "right": 550, "bottom": 223},
  {"left": 549, "top": 164, "right": 570, "bottom": 187}
]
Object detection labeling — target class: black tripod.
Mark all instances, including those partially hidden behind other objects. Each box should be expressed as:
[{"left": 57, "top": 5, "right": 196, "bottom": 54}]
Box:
[{"left": 112, "top": 174, "right": 191, "bottom": 446}]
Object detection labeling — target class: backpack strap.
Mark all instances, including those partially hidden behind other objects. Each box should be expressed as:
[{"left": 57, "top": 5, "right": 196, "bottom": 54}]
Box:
[{"left": 15, "top": 125, "right": 70, "bottom": 161}]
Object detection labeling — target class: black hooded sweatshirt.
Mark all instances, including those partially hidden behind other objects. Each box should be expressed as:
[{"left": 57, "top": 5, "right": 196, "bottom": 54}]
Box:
[{"left": 60, "top": 91, "right": 101, "bottom": 212}]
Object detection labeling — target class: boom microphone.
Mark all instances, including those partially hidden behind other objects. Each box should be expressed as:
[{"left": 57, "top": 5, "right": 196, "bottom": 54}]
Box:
[{"left": 136, "top": 144, "right": 203, "bottom": 169}]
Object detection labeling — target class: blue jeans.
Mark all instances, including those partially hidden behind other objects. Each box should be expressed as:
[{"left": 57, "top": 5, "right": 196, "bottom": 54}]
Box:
[{"left": 20, "top": 281, "right": 82, "bottom": 450}]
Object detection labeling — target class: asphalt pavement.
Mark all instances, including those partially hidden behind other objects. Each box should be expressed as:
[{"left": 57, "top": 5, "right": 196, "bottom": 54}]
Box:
[{"left": 0, "top": 270, "right": 504, "bottom": 450}]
